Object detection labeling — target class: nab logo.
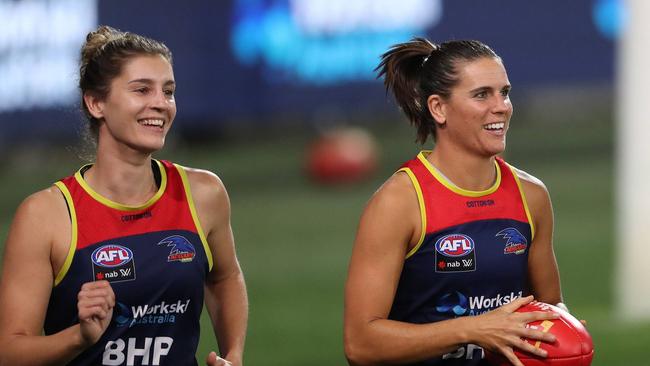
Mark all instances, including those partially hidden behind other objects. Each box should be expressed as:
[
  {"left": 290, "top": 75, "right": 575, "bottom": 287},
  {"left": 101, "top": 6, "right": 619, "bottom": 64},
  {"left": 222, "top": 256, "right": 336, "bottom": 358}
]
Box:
[
  {"left": 92, "top": 245, "right": 134, "bottom": 268},
  {"left": 435, "top": 234, "right": 475, "bottom": 257}
]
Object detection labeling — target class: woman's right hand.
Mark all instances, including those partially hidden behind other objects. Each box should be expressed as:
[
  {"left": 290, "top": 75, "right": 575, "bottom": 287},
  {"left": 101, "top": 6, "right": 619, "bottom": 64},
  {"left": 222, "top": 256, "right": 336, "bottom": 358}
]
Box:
[
  {"left": 470, "top": 295, "right": 559, "bottom": 366},
  {"left": 77, "top": 280, "right": 115, "bottom": 346}
]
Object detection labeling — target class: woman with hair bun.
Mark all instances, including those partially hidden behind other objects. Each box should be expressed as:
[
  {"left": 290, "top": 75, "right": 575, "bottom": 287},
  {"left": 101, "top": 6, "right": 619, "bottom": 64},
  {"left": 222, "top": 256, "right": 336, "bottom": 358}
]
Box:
[
  {"left": 344, "top": 38, "right": 566, "bottom": 366},
  {"left": 0, "top": 26, "right": 247, "bottom": 366}
]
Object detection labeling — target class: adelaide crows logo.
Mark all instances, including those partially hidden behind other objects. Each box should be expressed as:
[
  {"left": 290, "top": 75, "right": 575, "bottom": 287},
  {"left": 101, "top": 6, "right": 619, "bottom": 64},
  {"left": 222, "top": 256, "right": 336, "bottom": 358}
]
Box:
[
  {"left": 496, "top": 228, "right": 528, "bottom": 255},
  {"left": 157, "top": 235, "right": 196, "bottom": 263}
]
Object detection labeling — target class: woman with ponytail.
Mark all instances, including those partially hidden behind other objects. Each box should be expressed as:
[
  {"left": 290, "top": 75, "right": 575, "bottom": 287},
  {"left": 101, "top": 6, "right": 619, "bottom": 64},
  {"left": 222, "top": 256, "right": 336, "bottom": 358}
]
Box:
[
  {"left": 0, "top": 26, "right": 247, "bottom": 366},
  {"left": 344, "top": 38, "right": 565, "bottom": 366}
]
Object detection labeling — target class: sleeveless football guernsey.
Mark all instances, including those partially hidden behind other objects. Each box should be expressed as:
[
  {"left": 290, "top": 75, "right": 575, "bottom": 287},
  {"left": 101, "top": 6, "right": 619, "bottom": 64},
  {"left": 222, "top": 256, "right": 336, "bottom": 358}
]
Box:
[
  {"left": 389, "top": 152, "right": 534, "bottom": 365},
  {"left": 44, "top": 160, "right": 213, "bottom": 366}
]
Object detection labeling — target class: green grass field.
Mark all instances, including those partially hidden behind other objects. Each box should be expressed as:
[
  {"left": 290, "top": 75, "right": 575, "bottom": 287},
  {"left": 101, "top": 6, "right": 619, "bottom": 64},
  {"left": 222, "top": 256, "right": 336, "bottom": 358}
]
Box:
[{"left": 0, "top": 114, "right": 648, "bottom": 365}]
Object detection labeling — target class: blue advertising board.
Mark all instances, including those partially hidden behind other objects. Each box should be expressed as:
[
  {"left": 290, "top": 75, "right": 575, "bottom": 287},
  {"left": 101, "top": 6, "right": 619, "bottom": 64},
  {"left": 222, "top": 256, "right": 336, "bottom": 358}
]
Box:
[{"left": 0, "top": 0, "right": 617, "bottom": 143}]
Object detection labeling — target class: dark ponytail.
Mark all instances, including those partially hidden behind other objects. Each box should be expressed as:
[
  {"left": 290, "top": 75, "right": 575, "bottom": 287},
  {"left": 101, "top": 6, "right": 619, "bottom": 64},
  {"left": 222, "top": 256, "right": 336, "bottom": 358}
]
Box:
[
  {"left": 376, "top": 38, "right": 499, "bottom": 144},
  {"left": 375, "top": 37, "right": 435, "bottom": 144}
]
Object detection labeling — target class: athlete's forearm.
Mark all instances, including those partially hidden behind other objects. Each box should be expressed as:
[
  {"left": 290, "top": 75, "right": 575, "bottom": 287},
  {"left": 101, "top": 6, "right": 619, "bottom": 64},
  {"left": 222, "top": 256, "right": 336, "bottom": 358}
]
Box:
[
  {"left": 344, "top": 316, "right": 472, "bottom": 365},
  {"left": 345, "top": 296, "right": 560, "bottom": 365},
  {"left": 205, "top": 270, "right": 248, "bottom": 365},
  {"left": 0, "top": 324, "right": 88, "bottom": 366}
]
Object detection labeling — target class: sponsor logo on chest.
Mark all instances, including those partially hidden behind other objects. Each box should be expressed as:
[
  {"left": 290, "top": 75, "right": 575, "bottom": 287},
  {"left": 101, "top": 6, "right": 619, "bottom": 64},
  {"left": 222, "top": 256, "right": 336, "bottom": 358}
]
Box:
[
  {"left": 115, "top": 299, "right": 192, "bottom": 328},
  {"left": 91, "top": 244, "right": 136, "bottom": 283},
  {"left": 436, "top": 290, "right": 523, "bottom": 317},
  {"left": 434, "top": 234, "right": 477, "bottom": 272}
]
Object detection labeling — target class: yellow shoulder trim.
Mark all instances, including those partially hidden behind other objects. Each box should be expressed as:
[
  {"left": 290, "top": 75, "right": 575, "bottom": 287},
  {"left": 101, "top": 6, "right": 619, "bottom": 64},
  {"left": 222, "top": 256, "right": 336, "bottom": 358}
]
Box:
[
  {"left": 73, "top": 160, "right": 167, "bottom": 211},
  {"left": 174, "top": 164, "right": 213, "bottom": 271},
  {"left": 417, "top": 151, "right": 501, "bottom": 197},
  {"left": 53, "top": 182, "right": 78, "bottom": 287},
  {"left": 508, "top": 164, "right": 535, "bottom": 239},
  {"left": 399, "top": 168, "right": 427, "bottom": 259}
]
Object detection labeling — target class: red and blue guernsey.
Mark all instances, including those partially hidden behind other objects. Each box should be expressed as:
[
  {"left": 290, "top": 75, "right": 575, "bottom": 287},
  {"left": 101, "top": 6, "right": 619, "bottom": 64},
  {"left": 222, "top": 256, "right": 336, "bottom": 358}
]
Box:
[
  {"left": 44, "top": 160, "right": 213, "bottom": 366},
  {"left": 389, "top": 152, "right": 534, "bottom": 365}
]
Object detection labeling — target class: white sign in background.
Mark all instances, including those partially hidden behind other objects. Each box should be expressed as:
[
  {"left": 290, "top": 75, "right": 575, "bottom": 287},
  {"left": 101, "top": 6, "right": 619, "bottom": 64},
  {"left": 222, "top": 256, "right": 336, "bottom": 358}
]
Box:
[{"left": 0, "top": 0, "right": 97, "bottom": 112}]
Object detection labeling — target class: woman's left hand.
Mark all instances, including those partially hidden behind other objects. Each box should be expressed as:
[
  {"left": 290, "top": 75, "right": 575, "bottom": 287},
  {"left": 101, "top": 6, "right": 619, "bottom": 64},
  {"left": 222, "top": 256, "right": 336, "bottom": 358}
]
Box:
[{"left": 206, "top": 351, "right": 234, "bottom": 366}]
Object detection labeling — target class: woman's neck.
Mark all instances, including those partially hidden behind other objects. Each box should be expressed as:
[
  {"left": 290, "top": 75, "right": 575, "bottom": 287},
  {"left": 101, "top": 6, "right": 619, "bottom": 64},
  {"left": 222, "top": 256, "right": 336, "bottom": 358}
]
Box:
[
  {"left": 84, "top": 149, "right": 158, "bottom": 206},
  {"left": 428, "top": 144, "right": 497, "bottom": 192}
]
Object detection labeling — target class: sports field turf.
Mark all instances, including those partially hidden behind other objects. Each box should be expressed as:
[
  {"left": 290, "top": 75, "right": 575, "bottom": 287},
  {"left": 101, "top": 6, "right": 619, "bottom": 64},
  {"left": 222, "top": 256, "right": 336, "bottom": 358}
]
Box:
[{"left": 0, "top": 113, "right": 647, "bottom": 365}]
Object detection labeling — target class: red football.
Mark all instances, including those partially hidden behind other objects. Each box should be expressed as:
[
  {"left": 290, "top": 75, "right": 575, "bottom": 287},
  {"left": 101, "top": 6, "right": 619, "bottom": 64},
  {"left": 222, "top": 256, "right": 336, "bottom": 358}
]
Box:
[
  {"left": 485, "top": 301, "right": 594, "bottom": 366},
  {"left": 305, "top": 127, "right": 378, "bottom": 184}
]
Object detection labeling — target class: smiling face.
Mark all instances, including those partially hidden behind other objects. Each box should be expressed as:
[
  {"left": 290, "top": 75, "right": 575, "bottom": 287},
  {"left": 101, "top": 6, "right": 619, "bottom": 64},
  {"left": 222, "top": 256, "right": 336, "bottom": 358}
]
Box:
[
  {"left": 89, "top": 54, "right": 176, "bottom": 155},
  {"left": 431, "top": 57, "right": 513, "bottom": 158}
]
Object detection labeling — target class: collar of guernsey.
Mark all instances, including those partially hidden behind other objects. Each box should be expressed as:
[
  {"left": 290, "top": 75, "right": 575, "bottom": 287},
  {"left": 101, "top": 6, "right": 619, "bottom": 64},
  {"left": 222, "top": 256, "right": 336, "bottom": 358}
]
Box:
[
  {"left": 52, "top": 159, "right": 212, "bottom": 285},
  {"left": 398, "top": 151, "right": 534, "bottom": 258}
]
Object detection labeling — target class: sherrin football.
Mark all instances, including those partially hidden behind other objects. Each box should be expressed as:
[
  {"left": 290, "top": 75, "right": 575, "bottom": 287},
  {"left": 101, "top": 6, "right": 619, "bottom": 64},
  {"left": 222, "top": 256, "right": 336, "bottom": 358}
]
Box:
[
  {"left": 305, "top": 127, "right": 378, "bottom": 184},
  {"left": 485, "top": 301, "right": 594, "bottom": 366}
]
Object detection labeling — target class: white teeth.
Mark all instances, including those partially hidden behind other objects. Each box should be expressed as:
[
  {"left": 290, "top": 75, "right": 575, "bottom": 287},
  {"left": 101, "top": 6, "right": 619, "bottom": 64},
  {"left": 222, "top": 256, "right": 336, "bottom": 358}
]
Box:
[
  {"left": 484, "top": 122, "right": 504, "bottom": 130},
  {"left": 139, "top": 119, "right": 164, "bottom": 127}
]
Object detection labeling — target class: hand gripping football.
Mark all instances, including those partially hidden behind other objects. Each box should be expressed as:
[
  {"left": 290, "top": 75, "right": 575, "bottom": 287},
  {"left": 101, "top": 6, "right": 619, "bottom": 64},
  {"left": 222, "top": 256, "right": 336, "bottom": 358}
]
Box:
[{"left": 485, "top": 301, "right": 594, "bottom": 366}]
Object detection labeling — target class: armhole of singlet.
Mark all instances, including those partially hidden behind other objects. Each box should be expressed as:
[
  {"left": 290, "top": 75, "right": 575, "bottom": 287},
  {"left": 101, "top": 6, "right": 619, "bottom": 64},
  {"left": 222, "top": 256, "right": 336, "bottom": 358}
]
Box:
[
  {"left": 508, "top": 165, "right": 536, "bottom": 240},
  {"left": 173, "top": 164, "right": 214, "bottom": 272},
  {"left": 399, "top": 168, "right": 427, "bottom": 259},
  {"left": 53, "top": 182, "right": 78, "bottom": 286}
]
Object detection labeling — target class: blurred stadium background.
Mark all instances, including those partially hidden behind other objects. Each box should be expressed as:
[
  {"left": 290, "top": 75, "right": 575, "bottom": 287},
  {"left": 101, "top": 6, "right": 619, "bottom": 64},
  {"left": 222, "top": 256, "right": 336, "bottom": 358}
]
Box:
[{"left": 0, "top": 0, "right": 647, "bottom": 365}]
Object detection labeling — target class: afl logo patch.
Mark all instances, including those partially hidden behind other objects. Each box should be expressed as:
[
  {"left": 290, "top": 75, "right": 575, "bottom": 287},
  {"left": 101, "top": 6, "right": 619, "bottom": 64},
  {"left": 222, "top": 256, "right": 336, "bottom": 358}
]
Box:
[
  {"left": 434, "top": 234, "right": 477, "bottom": 273},
  {"left": 92, "top": 245, "right": 133, "bottom": 268},
  {"left": 435, "top": 234, "right": 474, "bottom": 257},
  {"left": 91, "top": 244, "right": 136, "bottom": 283}
]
